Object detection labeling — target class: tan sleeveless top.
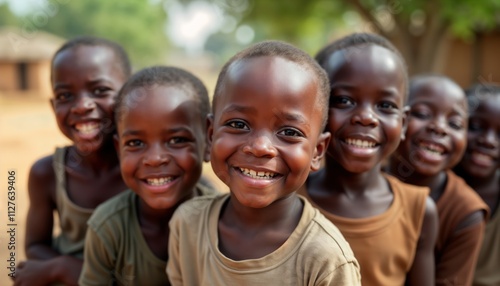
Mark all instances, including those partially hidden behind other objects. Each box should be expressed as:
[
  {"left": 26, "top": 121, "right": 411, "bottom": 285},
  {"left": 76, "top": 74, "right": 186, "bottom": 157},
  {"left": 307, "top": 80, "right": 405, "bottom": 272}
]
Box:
[{"left": 52, "top": 147, "right": 94, "bottom": 259}]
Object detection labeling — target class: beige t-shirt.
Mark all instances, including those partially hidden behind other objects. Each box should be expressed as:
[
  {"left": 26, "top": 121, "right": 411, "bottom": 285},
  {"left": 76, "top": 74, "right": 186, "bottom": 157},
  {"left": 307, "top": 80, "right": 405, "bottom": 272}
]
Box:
[
  {"left": 473, "top": 201, "right": 500, "bottom": 286},
  {"left": 167, "top": 194, "right": 361, "bottom": 286}
]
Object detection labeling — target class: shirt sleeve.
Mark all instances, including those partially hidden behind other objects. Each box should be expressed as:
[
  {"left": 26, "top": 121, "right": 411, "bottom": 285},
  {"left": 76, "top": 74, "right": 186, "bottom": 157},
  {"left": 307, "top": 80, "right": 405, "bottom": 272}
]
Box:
[
  {"left": 435, "top": 221, "right": 486, "bottom": 286},
  {"left": 78, "top": 225, "right": 116, "bottom": 286},
  {"left": 166, "top": 210, "right": 183, "bottom": 286},
  {"left": 317, "top": 261, "right": 362, "bottom": 286}
]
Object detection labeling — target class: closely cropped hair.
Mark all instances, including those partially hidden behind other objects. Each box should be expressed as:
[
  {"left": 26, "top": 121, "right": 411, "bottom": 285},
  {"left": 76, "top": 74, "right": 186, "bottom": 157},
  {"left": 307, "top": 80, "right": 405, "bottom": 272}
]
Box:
[
  {"left": 315, "top": 33, "right": 408, "bottom": 101},
  {"left": 409, "top": 74, "right": 459, "bottom": 99},
  {"left": 464, "top": 83, "right": 500, "bottom": 113},
  {"left": 213, "top": 40, "right": 330, "bottom": 129},
  {"left": 51, "top": 36, "right": 132, "bottom": 80},
  {"left": 465, "top": 83, "right": 500, "bottom": 98},
  {"left": 115, "top": 66, "right": 210, "bottom": 125}
]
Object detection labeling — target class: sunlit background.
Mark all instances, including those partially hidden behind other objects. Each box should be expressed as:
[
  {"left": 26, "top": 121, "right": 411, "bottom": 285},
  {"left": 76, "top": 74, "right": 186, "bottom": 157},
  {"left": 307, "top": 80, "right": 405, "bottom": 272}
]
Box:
[{"left": 0, "top": 0, "right": 499, "bottom": 283}]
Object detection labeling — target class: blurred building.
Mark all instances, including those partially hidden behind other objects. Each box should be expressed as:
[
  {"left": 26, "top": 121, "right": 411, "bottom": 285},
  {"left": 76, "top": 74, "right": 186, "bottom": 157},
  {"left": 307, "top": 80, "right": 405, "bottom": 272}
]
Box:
[
  {"left": 442, "top": 28, "right": 500, "bottom": 87},
  {"left": 0, "top": 27, "right": 64, "bottom": 98}
]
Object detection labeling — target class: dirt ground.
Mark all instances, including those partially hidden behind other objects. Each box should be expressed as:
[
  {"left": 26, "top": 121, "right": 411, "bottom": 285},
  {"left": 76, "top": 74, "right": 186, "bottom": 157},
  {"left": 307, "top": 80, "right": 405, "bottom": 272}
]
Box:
[{"left": 0, "top": 92, "right": 227, "bottom": 284}]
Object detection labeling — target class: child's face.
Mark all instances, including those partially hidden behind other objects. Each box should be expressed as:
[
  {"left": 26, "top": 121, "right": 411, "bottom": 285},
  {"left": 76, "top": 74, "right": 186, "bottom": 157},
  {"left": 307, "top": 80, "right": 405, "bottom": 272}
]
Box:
[
  {"left": 398, "top": 79, "right": 468, "bottom": 177},
  {"left": 458, "top": 95, "right": 500, "bottom": 178},
  {"left": 323, "top": 45, "right": 406, "bottom": 173},
  {"left": 116, "top": 85, "right": 205, "bottom": 210},
  {"left": 51, "top": 45, "right": 126, "bottom": 153},
  {"left": 209, "top": 56, "right": 328, "bottom": 208}
]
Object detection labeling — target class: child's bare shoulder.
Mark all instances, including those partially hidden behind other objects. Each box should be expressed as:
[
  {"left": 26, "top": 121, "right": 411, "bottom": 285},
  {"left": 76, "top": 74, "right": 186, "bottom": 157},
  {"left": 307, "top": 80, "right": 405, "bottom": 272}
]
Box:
[{"left": 29, "top": 154, "right": 56, "bottom": 182}]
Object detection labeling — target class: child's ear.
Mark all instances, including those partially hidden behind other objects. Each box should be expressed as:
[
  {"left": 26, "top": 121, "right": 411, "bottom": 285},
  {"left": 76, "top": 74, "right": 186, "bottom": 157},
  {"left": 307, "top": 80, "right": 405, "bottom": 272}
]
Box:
[
  {"left": 204, "top": 114, "right": 214, "bottom": 162},
  {"left": 400, "top": 106, "right": 410, "bottom": 142},
  {"left": 311, "top": 132, "right": 331, "bottom": 171}
]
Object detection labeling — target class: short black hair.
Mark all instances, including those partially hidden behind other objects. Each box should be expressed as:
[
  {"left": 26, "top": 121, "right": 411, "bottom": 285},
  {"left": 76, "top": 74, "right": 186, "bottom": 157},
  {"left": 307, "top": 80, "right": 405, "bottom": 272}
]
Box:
[
  {"left": 51, "top": 36, "right": 131, "bottom": 80},
  {"left": 464, "top": 82, "right": 500, "bottom": 113},
  {"left": 315, "top": 33, "right": 408, "bottom": 102},
  {"left": 213, "top": 40, "right": 330, "bottom": 129},
  {"left": 114, "top": 66, "right": 210, "bottom": 127},
  {"left": 409, "top": 73, "right": 460, "bottom": 99}
]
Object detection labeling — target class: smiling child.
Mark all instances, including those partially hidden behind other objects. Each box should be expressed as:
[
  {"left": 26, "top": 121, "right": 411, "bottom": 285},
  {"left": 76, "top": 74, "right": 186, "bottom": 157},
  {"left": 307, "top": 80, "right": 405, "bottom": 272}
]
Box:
[{"left": 167, "top": 40, "right": 361, "bottom": 286}]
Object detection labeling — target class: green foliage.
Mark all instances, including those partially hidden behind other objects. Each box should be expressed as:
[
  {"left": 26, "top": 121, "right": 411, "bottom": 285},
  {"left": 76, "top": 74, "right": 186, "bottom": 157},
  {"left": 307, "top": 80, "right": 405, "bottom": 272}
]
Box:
[
  {"left": 239, "top": 0, "right": 348, "bottom": 54},
  {"left": 440, "top": 0, "right": 500, "bottom": 38},
  {"left": 30, "top": 0, "right": 170, "bottom": 68},
  {"left": 0, "top": 3, "right": 20, "bottom": 27},
  {"left": 240, "top": 0, "right": 500, "bottom": 48}
]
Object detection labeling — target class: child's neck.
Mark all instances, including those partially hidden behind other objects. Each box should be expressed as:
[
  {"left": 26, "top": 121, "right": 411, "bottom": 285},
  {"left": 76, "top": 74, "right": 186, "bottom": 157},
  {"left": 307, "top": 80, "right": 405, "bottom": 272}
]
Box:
[
  {"left": 396, "top": 169, "right": 447, "bottom": 202},
  {"left": 137, "top": 197, "right": 178, "bottom": 226},
  {"left": 455, "top": 167, "right": 500, "bottom": 214},
  {"left": 69, "top": 139, "right": 119, "bottom": 175},
  {"left": 323, "top": 159, "right": 387, "bottom": 194},
  {"left": 218, "top": 193, "right": 303, "bottom": 260},
  {"left": 224, "top": 193, "right": 302, "bottom": 229}
]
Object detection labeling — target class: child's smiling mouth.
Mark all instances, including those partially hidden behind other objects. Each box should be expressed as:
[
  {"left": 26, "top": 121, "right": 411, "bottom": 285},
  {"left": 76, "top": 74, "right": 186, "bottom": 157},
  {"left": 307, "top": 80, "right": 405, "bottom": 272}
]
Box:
[
  {"left": 146, "top": 177, "right": 175, "bottom": 186},
  {"left": 73, "top": 121, "right": 101, "bottom": 139},
  {"left": 238, "top": 167, "right": 279, "bottom": 179},
  {"left": 344, "top": 138, "right": 378, "bottom": 148}
]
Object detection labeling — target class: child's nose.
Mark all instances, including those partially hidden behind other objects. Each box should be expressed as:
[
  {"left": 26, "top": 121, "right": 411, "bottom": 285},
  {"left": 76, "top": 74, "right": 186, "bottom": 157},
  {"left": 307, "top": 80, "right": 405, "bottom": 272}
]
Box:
[
  {"left": 351, "top": 106, "right": 379, "bottom": 127},
  {"left": 242, "top": 132, "right": 278, "bottom": 158},
  {"left": 143, "top": 144, "right": 170, "bottom": 166},
  {"left": 478, "top": 128, "right": 499, "bottom": 149},
  {"left": 71, "top": 94, "right": 96, "bottom": 114},
  {"left": 427, "top": 117, "right": 448, "bottom": 137}
]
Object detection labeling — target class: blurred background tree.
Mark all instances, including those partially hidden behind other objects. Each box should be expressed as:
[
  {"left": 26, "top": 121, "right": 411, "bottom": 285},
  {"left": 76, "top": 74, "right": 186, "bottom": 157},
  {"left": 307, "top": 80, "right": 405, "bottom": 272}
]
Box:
[
  {"left": 1, "top": 0, "right": 170, "bottom": 69},
  {"left": 233, "top": 0, "right": 500, "bottom": 74},
  {"left": 1, "top": 0, "right": 499, "bottom": 77}
]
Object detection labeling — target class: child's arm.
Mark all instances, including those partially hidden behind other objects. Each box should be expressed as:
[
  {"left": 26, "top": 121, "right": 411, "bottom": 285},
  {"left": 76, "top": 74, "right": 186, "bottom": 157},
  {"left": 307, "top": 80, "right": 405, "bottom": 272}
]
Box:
[
  {"left": 16, "top": 157, "right": 82, "bottom": 285},
  {"left": 435, "top": 210, "right": 486, "bottom": 286},
  {"left": 406, "top": 197, "right": 439, "bottom": 286},
  {"left": 79, "top": 226, "right": 116, "bottom": 285},
  {"left": 24, "top": 156, "right": 58, "bottom": 259}
]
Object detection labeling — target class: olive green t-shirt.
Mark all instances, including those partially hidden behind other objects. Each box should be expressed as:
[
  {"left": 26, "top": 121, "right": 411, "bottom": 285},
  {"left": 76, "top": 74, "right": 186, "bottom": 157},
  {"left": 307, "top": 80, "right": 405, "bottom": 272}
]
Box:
[{"left": 79, "top": 184, "right": 217, "bottom": 286}]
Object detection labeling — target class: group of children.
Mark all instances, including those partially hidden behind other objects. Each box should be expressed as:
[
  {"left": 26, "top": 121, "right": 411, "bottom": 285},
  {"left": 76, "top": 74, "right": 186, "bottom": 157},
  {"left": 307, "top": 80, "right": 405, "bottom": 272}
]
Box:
[{"left": 11, "top": 32, "right": 499, "bottom": 286}]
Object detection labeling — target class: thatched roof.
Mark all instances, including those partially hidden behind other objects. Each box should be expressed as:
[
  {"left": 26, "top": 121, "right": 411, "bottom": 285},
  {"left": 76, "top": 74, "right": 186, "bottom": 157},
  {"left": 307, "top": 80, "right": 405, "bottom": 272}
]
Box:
[{"left": 0, "top": 26, "right": 65, "bottom": 62}]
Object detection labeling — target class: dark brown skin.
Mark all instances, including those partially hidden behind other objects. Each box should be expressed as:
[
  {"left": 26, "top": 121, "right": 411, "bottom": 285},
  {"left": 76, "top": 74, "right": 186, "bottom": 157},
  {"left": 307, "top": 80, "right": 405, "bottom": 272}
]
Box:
[
  {"left": 389, "top": 76, "right": 486, "bottom": 285},
  {"left": 311, "top": 45, "right": 439, "bottom": 285},
  {"left": 454, "top": 94, "right": 500, "bottom": 216},
  {"left": 208, "top": 56, "right": 329, "bottom": 260},
  {"left": 14, "top": 45, "right": 128, "bottom": 286}
]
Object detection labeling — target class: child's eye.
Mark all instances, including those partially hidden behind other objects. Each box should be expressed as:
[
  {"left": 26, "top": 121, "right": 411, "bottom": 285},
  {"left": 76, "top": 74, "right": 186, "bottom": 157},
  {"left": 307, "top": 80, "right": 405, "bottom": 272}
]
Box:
[
  {"left": 93, "top": 87, "right": 112, "bottom": 96},
  {"left": 468, "top": 119, "right": 483, "bottom": 132},
  {"left": 377, "top": 101, "right": 398, "bottom": 111},
  {"left": 410, "top": 109, "right": 430, "bottom": 119},
  {"left": 168, "top": 137, "right": 189, "bottom": 144},
  {"left": 55, "top": 92, "right": 72, "bottom": 102},
  {"left": 226, "top": 120, "right": 248, "bottom": 130},
  {"left": 278, "top": 128, "right": 304, "bottom": 138},
  {"left": 330, "top": 96, "right": 353, "bottom": 108},
  {"left": 125, "top": 139, "right": 143, "bottom": 147},
  {"left": 449, "top": 120, "right": 464, "bottom": 130}
]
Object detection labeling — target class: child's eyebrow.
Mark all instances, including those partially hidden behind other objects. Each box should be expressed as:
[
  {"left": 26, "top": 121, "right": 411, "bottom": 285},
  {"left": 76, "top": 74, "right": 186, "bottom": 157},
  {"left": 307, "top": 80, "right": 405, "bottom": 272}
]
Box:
[
  {"left": 222, "top": 104, "right": 257, "bottom": 114},
  {"left": 53, "top": 83, "right": 70, "bottom": 90},
  {"left": 120, "top": 129, "right": 144, "bottom": 137},
  {"left": 276, "top": 111, "right": 309, "bottom": 126},
  {"left": 223, "top": 104, "right": 309, "bottom": 125}
]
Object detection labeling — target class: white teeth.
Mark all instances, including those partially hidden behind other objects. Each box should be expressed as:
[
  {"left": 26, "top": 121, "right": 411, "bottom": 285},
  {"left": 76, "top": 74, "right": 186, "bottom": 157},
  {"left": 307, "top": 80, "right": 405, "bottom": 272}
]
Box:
[
  {"left": 146, "top": 177, "right": 173, "bottom": 186},
  {"left": 75, "top": 122, "right": 100, "bottom": 134},
  {"left": 239, "top": 168, "right": 277, "bottom": 179},
  {"left": 419, "top": 142, "right": 444, "bottom": 155},
  {"left": 472, "top": 152, "right": 492, "bottom": 162},
  {"left": 346, "top": 138, "right": 376, "bottom": 148}
]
